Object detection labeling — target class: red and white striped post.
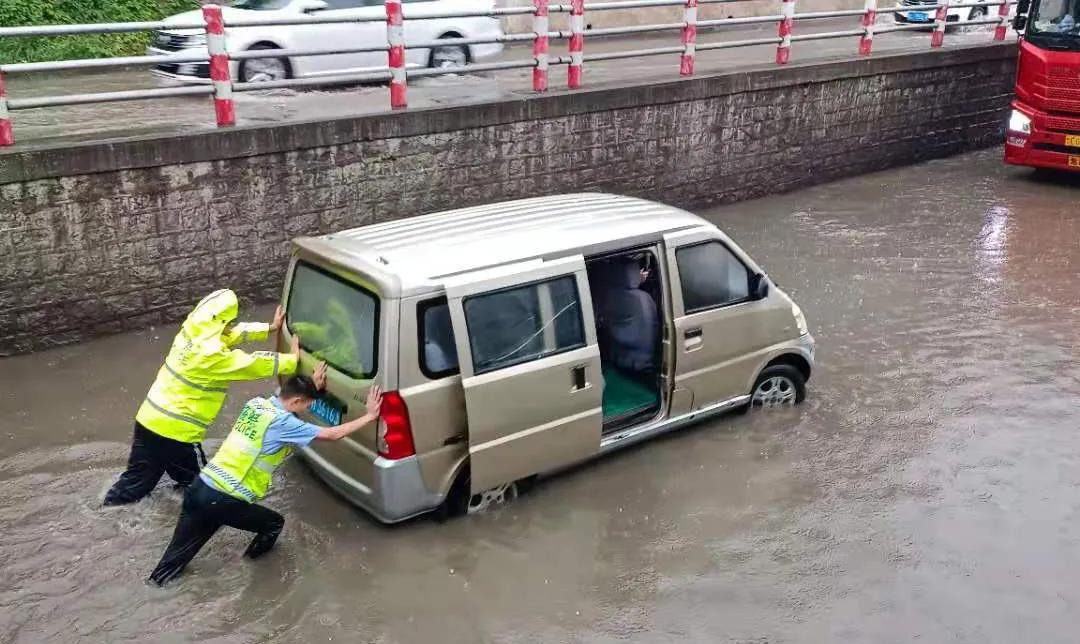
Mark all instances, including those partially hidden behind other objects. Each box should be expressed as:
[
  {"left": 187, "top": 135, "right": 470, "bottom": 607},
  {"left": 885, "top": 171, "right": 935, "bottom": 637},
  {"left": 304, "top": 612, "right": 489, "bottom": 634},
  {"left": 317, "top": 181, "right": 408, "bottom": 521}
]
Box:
[
  {"left": 776, "top": 0, "right": 795, "bottom": 65},
  {"left": 568, "top": 0, "right": 585, "bottom": 88},
  {"left": 0, "top": 71, "right": 13, "bottom": 147},
  {"left": 386, "top": 0, "right": 407, "bottom": 108},
  {"left": 680, "top": 0, "right": 698, "bottom": 75},
  {"left": 533, "top": 0, "right": 549, "bottom": 92},
  {"left": 203, "top": 4, "right": 235, "bottom": 128},
  {"left": 931, "top": 0, "right": 948, "bottom": 47},
  {"left": 859, "top": 0, "right": 876, "bottom": 55},
  {"left": 994, "top": 0, "right": 1010, "bottom": 40}
]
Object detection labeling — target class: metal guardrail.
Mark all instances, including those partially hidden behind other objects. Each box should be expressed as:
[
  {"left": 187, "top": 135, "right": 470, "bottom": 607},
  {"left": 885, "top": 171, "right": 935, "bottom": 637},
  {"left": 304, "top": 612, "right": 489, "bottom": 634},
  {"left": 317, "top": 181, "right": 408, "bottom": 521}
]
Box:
[{"left": 0, "top": 0, "right": 1017, "bottom": 146}]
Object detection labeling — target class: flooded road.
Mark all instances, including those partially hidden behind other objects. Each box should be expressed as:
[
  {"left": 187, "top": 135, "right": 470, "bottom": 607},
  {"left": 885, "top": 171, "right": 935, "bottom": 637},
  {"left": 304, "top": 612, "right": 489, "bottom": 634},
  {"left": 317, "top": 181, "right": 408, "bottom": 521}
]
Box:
[{"left": 3, "top": 147, "right": 1080, "bottom": 643}]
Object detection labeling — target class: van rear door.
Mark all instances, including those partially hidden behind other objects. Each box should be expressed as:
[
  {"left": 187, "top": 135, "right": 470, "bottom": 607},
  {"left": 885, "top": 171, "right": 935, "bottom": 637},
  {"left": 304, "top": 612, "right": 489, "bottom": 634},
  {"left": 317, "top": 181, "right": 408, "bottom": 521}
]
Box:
[{"left": 444, "top": 255, "right": 602, "bottom": 494}]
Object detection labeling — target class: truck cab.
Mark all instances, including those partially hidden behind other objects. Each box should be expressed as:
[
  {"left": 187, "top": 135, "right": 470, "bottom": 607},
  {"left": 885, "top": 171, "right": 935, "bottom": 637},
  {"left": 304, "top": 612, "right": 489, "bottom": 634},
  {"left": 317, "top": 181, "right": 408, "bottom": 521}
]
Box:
[{"left": 1006, "top": 0, "right": 1080, "bottom": 170}]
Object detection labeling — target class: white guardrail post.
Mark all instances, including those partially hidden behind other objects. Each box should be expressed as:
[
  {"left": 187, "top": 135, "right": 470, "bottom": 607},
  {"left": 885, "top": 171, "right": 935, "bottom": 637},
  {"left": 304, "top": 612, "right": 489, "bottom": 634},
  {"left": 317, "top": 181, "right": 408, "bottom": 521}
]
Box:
[
  {"left": 932, "top": 0, "right": 948, "bottom": 47},
  {"left": 203, "top": 4, "right": 235, "bottom": 127},
  {"left": 681, "top": 0, "right": 698, "bottom": 75},
  {"left": 568, "top": 0, "right": 585, "bottom": 88},
  {"left": 860, "top": 0, "right": 876, "bottom": 55},
  {"left": 776, "top": 0, "right": 795, "bottom": 64},
  {"left": 533, "top": 0, "right": 549, "bottom": 92},
  {"left": 0, "top": 71, "right": 12, "bottom": 146},
  {"left": 995, "top": 0, "right": 1009, "bottom": 39},
  {"left": 386, "top": 0, "right": 407, "bottom": 108}
]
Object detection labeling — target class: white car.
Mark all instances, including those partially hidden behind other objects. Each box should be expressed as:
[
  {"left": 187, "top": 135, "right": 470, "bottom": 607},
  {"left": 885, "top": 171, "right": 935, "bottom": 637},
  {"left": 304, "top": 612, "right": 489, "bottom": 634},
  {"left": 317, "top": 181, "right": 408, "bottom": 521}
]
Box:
[
  {"left": 149, "top": 0, "right": 504, "bottom": 84},
  {"left": 893, "top": 0, "right": 998, "bottom": 26}
]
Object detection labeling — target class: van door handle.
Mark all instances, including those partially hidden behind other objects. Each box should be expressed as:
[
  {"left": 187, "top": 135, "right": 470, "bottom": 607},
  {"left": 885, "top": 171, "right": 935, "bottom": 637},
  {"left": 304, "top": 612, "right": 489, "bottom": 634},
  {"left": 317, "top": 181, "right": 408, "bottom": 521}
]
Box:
[
  {"left": 683, "top": 327, "right": 704, "bottom": 352},
  {"left": 571, "top": 364, "right": 589, "bottom": 391}
]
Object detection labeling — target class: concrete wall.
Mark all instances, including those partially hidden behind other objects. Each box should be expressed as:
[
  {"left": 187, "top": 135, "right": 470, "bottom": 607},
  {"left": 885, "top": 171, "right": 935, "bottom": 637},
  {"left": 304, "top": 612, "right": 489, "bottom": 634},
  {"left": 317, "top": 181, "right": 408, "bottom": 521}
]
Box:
[{"left": 0, "top": 43, "right": 1017, "bottom": 355}]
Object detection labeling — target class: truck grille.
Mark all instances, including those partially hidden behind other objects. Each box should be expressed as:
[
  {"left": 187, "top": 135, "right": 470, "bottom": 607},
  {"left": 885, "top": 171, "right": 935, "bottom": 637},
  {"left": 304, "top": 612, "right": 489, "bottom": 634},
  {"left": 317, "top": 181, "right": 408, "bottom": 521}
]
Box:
[{"left": 1046, "top": 114, "right": 1080, "bottom": 132}]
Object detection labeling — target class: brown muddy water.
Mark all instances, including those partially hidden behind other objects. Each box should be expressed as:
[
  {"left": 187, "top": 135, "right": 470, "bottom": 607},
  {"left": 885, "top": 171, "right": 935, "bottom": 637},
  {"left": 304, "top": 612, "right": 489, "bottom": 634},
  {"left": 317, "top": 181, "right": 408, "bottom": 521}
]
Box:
[{"left": 1, "top": 148, "right": 1079, "bottom": 643}]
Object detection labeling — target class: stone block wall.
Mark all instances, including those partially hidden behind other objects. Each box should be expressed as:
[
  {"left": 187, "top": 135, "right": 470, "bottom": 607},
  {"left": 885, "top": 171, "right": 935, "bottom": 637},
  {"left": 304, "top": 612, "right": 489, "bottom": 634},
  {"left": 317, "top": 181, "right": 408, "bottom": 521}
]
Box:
[{"left": 0, "top": 43, "right": 1017, "bottom": 354}]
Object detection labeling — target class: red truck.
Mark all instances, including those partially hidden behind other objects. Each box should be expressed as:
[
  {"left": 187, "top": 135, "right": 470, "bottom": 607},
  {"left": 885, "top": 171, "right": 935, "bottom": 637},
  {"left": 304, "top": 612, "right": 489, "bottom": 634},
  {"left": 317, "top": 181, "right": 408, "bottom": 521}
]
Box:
[{"left": 1005, "top": 0, "right": 1080, "bottom": 171}]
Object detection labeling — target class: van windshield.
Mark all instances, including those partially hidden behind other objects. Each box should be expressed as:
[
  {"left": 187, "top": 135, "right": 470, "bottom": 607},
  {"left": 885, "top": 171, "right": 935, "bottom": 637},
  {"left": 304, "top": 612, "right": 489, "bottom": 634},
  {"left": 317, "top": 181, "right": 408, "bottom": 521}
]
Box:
[{"left": 287, "top": 261, "right": 379, "bottom": 379}]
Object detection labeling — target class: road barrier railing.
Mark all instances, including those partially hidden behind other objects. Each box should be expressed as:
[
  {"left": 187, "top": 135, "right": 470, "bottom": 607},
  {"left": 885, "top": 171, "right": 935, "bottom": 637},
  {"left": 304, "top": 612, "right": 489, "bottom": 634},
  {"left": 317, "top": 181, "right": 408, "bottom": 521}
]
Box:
[{"left": 0, "top": 0, "right": 1017, "bottom": 146}]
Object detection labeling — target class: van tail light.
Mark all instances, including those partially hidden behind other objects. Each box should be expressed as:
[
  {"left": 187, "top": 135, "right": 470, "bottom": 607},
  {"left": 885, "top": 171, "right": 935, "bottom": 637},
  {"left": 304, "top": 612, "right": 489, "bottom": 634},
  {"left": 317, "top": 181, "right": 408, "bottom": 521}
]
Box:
[{"left": 377, "top": 391, "right": 416, "bottom": 460}]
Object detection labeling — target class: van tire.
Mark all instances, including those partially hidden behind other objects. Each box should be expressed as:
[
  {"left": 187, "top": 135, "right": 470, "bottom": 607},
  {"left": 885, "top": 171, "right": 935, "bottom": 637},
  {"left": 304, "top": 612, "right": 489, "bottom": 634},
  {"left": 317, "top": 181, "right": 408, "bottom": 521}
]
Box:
[
  {"left": 435, "top": 468, "right": 526, "bottom": 521},
  {"left": 750, "top": 364, "right": 806, "bottom": 408}
]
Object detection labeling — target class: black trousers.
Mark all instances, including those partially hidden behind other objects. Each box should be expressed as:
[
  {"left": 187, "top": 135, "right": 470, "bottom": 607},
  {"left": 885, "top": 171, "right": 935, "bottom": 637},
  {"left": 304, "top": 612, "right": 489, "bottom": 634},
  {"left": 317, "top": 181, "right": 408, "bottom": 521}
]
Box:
[
  {"left": 149, "top": 478, "right": 285, "bottom": 586},
  {"left": 103, "top": 422, "right": 206, "bottom": 506}
]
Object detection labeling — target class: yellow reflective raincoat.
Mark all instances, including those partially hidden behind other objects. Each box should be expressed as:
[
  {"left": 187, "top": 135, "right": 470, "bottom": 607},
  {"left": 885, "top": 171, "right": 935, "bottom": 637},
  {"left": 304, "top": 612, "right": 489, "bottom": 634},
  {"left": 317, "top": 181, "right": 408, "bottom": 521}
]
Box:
[{"left": 135, "top": 290, "right": 298, "bottom": 444}]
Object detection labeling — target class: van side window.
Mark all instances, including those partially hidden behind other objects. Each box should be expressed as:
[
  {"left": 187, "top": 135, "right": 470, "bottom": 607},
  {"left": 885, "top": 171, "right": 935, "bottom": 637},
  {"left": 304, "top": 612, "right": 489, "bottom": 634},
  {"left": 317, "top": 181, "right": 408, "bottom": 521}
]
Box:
[
  {"left": 463, "top": 275, "right": 585, "bottom": 374},
  {"left": 675, "top": 241, "right": 751, "bottom": 313},
  {"left": 418, "top": 298, "right": 460, "bottom": 379}
]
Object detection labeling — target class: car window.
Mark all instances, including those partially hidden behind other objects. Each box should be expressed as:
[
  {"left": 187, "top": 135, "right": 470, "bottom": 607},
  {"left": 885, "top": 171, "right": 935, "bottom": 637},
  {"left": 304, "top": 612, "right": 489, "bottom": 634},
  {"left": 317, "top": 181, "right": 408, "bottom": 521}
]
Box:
[
  {"left": 286, "top": 261, "right": 379, "bottom": 379},
  {"left": 230, "top": 0, "right": 292, "bottom": 9},
  {"left": 675, "top": 241, "right": 751, "bottom": 313},
  {"left": 418, "top": 298, "right": 460, "bottom": 379},
  {"left": 463, "top": 275, "right": 585, "bottom": 374}
]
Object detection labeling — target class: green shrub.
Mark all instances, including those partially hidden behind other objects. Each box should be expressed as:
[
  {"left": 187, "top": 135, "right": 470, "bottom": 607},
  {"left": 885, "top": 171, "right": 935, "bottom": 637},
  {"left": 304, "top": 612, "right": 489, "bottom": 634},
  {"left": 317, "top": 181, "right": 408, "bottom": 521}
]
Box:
[{"left": 0, "top": 0, "right": 200, "bottom": 64}]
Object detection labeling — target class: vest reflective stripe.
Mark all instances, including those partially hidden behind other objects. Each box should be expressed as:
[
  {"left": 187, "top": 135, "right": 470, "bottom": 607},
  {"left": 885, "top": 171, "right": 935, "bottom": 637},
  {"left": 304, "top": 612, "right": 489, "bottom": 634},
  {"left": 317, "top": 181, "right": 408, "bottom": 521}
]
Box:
[
  {"left": 141, "top": 396, "right": 211, "bottom": 429},
  {"left": 202, "top": 398, "right": 293, "bottom": 502},
  {"left": 163, "top": 362, "right": 228, "bottom": 393}
]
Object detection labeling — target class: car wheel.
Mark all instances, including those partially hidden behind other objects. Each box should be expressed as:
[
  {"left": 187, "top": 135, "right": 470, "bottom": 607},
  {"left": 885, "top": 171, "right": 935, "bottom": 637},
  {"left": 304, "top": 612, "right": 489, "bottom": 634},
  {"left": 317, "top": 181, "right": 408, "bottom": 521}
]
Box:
[
  {"left": 750, "top": 364, "right": 806, "bottom": 408},
  {"left": 240, "top": 45, "right": 291, "bottom": 83},
  {"left": 429, "top": 42, "right": 468, "bottom": 69},
  {"left": 967, "top": 5, "right": 987, "bottom": 21}
]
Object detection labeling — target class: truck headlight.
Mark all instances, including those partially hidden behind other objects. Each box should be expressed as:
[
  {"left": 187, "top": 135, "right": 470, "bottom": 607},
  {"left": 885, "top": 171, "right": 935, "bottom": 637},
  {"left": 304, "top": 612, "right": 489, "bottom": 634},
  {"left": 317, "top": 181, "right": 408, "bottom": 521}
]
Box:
[
  {"left": 792, "top": 304, "right": 808, "bottom": 336},
  {"left": 1008, "top": 109, "right": 1031, "bottom": 134}
]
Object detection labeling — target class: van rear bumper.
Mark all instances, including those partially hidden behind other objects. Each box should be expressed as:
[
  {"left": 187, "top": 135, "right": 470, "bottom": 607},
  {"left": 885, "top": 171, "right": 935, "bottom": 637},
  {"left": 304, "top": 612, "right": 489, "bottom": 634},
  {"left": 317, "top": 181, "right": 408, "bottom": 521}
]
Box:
[{"left": 298, "top": 447, "right": 443, "bottom": 524}]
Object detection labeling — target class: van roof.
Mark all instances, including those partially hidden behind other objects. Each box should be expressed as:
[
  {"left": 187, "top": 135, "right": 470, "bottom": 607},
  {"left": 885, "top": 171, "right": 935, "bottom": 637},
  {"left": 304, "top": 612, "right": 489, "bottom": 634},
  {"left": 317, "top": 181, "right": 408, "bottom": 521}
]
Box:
[{"left": 294, "top": 193, "right": 711, "bottom": 295}]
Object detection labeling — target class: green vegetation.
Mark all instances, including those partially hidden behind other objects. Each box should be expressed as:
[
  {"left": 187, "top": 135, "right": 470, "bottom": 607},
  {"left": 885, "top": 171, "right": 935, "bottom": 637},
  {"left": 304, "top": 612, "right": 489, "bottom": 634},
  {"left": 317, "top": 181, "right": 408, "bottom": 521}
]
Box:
[{"left": 0, "top": 0, "right": 200, "bottom": 64}]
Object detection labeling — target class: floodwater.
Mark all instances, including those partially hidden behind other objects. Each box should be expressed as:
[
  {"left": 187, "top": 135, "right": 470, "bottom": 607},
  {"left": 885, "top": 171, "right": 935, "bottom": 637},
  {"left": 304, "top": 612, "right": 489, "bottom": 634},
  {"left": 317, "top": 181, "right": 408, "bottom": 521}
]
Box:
[
  {"left": 3, "top": 22, "right": 1006, "bottom": 145},
  {"left": 2, "top": 148, "right": 1080, "bottom": 643}
]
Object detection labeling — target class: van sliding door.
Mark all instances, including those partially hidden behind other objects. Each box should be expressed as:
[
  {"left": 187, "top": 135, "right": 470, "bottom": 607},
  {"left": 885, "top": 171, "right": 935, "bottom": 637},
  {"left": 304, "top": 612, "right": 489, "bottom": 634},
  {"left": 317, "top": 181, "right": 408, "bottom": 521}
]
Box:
[{"left": 444, "top": 255, "right": 603, "bottom": 494}]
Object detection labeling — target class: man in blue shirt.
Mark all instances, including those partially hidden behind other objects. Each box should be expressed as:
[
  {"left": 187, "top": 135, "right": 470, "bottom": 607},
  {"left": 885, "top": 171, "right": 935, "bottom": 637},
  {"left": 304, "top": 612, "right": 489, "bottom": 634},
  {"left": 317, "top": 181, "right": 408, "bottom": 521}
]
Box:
[{"left": 148, "top": 363, "right": 382, "bottom": 585}]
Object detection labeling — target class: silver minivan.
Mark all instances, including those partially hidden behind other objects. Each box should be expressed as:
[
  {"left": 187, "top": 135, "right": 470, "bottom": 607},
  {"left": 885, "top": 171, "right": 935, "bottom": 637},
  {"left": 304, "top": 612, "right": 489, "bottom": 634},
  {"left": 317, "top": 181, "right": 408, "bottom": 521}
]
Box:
[{"left": 279, "top": 193, "right": 815, "bottom": 523}]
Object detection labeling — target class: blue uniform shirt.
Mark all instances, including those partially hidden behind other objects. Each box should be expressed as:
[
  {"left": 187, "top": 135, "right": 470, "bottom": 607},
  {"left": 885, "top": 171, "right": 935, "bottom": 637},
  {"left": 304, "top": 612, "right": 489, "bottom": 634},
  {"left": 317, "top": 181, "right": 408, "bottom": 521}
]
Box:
[{"left": 200, "top": 396, "right": 322, "bottom": 493}]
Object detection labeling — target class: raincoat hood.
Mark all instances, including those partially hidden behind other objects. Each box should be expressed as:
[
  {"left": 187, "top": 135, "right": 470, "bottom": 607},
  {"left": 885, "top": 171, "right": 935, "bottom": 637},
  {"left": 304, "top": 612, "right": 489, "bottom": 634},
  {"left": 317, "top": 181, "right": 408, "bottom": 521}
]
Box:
[{"left": 182, "top": 289, "right": 240, "bottom": 346}]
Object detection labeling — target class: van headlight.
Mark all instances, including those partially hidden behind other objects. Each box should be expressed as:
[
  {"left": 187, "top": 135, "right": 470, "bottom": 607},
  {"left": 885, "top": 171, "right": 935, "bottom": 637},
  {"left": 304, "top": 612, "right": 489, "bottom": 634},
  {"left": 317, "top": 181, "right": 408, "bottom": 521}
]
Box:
[
  {"left": 1008, "top": 109, "right": 1032, "bottom": 134},
  {"left": 792, "top": 304, "right": 808, "bottom": 335}
]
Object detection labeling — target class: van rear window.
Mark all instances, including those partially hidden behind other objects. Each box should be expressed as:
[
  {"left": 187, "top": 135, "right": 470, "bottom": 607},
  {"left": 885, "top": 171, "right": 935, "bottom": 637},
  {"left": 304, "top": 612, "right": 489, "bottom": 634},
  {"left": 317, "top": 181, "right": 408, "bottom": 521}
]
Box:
[{"left": 286, "top": 261, "right": 379, "bottom": 380}]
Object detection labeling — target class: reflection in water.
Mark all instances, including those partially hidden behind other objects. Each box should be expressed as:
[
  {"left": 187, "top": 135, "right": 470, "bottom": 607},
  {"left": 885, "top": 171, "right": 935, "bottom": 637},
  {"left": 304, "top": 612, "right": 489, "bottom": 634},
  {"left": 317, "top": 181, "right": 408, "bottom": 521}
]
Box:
[
  {"left": 976, "top": 205, "right": 1009, "bottom": 285},
  {"left": 2, "top": 149, "right": 1080, "bottom": 643}
]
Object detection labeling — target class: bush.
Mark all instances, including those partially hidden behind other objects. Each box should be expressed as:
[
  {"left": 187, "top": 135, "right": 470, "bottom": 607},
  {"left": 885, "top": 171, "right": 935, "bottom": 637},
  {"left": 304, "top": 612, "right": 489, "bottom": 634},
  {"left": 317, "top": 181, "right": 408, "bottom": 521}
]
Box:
[{"left": 0, "top": 0, "right": 200, "bottom": 64}]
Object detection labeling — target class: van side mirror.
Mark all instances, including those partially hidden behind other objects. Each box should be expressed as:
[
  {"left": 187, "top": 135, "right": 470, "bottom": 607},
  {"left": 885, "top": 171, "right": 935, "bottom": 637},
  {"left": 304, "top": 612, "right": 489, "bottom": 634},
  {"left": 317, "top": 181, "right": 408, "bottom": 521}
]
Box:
[
  {"left": 1013, "top": 14, "right": 1027, "bottom": 30},
  {"left": 750, "top": 273, "right": 769, "bottom": 300},
  {"left": 294, "top": 0, "right": 328, "bottom": 13}
]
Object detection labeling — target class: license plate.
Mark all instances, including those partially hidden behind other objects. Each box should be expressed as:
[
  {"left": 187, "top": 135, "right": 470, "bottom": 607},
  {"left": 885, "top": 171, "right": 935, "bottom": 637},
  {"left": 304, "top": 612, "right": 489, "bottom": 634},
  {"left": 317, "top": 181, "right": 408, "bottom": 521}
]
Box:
[
  {"left": 1065, "top": 135, "right": 1080, "bottom": 148},
  {"left": 309, "top": 396, "right": 343, "bottom": 426},
  {"left": 1070, "top": 156, "right": 1080, "bottom": 168},
  {"left": 908, "top": 11, "right": 929, "bottom": 21}
]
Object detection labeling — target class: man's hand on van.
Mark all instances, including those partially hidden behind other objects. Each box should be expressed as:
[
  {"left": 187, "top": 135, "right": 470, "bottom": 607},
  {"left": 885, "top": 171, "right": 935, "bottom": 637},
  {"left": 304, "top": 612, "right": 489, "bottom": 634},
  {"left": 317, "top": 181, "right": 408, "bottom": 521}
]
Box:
[
  {"left": 365, "top": 385, "right": 383, "bottom": 419},
  {"left": 271, "top": 305, "right": 285, "bottom": 332},
  {"left": 313, "top": 361, "right": 328, "bottom": 391},
  {"left": 315, "top": 385, "right": 383, "bottom": 442}
]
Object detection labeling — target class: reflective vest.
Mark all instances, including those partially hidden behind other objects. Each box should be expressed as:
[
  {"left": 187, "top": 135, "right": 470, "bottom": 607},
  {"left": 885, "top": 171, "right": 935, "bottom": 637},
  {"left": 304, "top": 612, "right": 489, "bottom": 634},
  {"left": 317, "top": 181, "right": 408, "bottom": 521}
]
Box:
[
  {"left": 135, "top": 289, "right": 298, "bottom": 444},
  {"left": 202, "top": 397, "right": 293, "bottom": 503}
]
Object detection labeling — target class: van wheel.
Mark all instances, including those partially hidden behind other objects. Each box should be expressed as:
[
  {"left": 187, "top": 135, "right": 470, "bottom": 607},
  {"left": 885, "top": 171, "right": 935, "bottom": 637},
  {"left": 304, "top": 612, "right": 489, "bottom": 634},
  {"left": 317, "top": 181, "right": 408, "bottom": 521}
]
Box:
[
  {"left": 750, "top": 364, "right": 806, "bottom": 408},
  {"left": 436, "top": 468, "right": 520, "bottom": 520}
]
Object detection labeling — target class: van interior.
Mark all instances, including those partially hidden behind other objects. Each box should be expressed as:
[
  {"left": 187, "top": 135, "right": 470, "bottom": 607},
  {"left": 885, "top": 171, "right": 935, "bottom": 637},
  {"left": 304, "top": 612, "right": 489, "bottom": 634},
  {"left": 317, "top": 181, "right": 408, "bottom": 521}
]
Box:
[{"left": 585, "top": 249, "right": 665, "bottom": 433}]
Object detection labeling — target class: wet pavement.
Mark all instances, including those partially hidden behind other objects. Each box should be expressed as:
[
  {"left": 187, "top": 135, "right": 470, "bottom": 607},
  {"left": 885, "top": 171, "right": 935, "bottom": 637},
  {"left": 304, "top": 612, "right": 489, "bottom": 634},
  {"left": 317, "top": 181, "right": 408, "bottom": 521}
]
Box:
[
  {"left": 2, "top": 147, "right": 1080, "bottom": 643},
  {"left": 3, "top": 20, "right": 1010, "bottom": 145}
]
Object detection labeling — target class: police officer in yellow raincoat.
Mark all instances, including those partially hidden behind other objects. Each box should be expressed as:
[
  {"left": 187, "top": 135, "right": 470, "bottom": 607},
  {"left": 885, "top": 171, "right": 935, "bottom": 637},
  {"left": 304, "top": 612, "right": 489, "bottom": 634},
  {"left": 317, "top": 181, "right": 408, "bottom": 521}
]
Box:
[{"left": 104, "top": 289, "right": 300, "bottom": 506}]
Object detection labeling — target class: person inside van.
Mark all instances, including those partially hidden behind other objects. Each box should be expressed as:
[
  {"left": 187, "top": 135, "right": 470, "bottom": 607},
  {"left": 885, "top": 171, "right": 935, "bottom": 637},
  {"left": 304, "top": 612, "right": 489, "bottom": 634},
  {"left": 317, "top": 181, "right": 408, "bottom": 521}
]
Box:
[{"left": 148, "top": 364, "right": 383, "bottom": 586}]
